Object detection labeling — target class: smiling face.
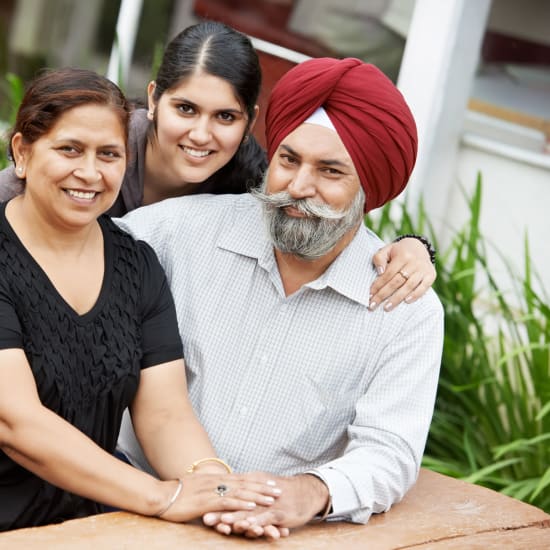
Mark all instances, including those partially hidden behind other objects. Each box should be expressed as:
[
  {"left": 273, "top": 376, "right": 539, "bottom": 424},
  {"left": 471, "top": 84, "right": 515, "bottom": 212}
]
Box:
[
  {"left": 267, "top": 123, "right": 361, "bottom": 213},
  {"left": 254, "top": 123, "right": 365, "bottom": 260},
  {"left": 145, "top": 72, "right": 257, "bottom": 200},
  {"left": 12, "top": 104, "right": 126, "bottom": 229}
]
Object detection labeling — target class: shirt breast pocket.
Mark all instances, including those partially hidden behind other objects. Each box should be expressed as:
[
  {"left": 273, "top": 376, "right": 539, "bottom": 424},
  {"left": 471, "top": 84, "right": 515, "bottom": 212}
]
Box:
[{"left": 281, "top": 376, "right": 357, "bottom": 464}]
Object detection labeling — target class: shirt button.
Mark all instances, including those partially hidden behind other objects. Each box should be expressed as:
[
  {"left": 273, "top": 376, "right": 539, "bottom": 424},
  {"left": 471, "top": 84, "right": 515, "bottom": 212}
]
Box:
[
  {"left": 260, "top": 355, "right": 268, "bottom": 364},
  {"left": 240, "top": 406, "right": 249, "bottom": 416}
]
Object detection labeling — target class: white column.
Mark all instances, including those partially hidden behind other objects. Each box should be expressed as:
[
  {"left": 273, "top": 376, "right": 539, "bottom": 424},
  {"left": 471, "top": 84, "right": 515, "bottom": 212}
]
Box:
[
  {"left": 106, "top": 0, "right": 144, "bottom": 86},
  {"left": 397, "top": 0, "right": 491, "bottom": 228}
]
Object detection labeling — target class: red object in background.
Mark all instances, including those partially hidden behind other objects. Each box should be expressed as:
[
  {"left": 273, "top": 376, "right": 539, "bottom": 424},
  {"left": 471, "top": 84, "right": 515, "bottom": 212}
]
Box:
[
  {"left": 193, "top": 0, "right": 330, "bottom": 56},
  {"left": 254, "top": 52, "right": 296, "bottom": 148},
  {"left": 482, "top": 30, "right": 550, "bottom": 65}
]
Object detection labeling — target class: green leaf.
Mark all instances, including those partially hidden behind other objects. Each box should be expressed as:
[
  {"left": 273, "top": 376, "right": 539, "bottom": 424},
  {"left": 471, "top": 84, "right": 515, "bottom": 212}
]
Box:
[
  {"left": 530, "top": 467, "right": 550, "bottom": 501},
  {"left": 462, "top": 458, "right": 523, "bottom": 484},
  {"left": 493, "top": 434, "right": 550, "bottom": 459},
  {"left": 536, "top": 401, "right": 550, "bottom": 422}
]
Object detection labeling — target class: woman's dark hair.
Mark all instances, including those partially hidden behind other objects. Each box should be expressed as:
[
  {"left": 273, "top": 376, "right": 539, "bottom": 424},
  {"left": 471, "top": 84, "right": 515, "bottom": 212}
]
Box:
[
  {"left": 9, "top": 67, "right": 131, "bottom": 161},
  {"left": 152, "top": 20, "right": 267, "bottom": 192}
]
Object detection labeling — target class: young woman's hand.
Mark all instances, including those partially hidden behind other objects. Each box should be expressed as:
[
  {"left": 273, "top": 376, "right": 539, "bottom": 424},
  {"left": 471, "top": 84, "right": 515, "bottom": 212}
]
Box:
[{"left": 370, "top": 237, "right": 436, "bottom": 311}]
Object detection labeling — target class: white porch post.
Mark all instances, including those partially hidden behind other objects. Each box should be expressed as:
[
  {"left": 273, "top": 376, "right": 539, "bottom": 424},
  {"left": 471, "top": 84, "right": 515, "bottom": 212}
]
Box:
[
  {"left": 106, "top": 0, "right": 144, "bottom": 86},
  {"left": 397, "top": 0, "right": 491, "bottom": 229}
]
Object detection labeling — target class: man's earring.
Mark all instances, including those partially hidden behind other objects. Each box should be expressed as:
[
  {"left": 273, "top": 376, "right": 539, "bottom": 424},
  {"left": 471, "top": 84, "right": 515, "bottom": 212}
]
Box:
[
  {"left": 16, "top": 166, "right": 23, "bottom": 174},
  {"left": 147, "top": 110, "right": 154, "bottom": 120}
]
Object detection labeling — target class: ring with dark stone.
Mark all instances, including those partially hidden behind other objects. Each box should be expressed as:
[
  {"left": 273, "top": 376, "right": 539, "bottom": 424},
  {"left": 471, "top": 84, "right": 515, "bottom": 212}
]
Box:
[{"left": 215, "top": 484, "right": 230, "bottom": 497}]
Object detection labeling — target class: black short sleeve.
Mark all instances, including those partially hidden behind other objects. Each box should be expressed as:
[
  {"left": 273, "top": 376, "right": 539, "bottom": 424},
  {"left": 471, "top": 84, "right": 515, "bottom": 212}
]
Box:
[
  {"left": 0, "top": 276, "right": 23, "bottom": 349},
  {"left": 136, "top": 240, "right": 183, "bottom": 368}
]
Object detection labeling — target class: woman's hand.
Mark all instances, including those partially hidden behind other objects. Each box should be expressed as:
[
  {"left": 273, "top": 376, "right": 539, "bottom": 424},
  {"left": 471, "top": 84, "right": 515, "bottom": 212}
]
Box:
[
  {"left": 369, "top": 237, "right": 436, "bottom": 311},
  {"left": 158, "top": 473, "right": 281, "bottom": 523}
]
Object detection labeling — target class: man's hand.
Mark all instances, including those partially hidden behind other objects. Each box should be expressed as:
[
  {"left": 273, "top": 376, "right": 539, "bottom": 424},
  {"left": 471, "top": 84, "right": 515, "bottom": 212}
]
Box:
[{"left": 203, "top": 473, "right": 329, "bottom": 538}]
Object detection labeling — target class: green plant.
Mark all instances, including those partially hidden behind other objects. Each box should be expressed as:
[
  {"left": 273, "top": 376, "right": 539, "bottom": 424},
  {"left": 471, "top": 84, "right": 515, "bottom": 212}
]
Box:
[
  {"left": 0, "top": 72, "right": 24, "bottom": 170},
  {"left": 365, "top": 174, "right": 550, "bottom": 512}
]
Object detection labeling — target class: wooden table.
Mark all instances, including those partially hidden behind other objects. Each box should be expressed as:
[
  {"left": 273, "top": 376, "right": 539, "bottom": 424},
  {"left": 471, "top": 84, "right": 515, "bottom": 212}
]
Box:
[{"left": 1, "top": 469, "right": 549, "bottom": 549}]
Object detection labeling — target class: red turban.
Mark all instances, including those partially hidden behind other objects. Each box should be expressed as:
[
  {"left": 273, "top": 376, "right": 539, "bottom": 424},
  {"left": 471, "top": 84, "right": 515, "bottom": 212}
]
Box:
[{"left": 265, "top": 58, "right": 418, "bottom": 212}]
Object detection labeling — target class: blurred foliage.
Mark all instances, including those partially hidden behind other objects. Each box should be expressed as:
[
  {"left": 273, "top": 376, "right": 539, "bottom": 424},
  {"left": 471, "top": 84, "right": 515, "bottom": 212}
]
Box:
[{"left": 0, "top": 73, "right": 24, "bottom": 170}]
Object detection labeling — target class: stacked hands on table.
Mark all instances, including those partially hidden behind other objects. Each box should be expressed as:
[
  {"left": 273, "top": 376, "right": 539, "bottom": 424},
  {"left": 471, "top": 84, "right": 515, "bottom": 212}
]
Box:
[{"left": 158, "top": 471, "right": 329, "bottom": 540}]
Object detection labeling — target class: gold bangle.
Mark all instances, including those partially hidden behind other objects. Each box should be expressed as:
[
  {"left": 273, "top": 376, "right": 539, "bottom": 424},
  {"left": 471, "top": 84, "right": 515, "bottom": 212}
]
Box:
[{"left": 186, "top": 457, "right": 233, "bottom": 474}]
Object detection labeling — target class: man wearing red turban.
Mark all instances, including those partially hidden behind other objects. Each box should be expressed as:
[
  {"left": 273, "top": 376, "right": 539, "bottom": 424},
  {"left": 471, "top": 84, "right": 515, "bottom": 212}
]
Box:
[
  {"left": 198, "top": 57, "right": 442, "bottom": 535},
  {"left": 266, "top": 57, "right": 418, "bottom": 212},
  {"left": 118, "top": 57, "right": 443, "bottom": 539}
]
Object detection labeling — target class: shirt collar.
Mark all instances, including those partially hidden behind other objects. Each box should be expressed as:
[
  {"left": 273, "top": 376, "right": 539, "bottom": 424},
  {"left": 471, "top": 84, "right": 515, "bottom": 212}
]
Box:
[
  {"left": 303, "top": 225, "right": 376, "bottom": 307},
  {"left": 216, "top": 195, "right": 276, "bottom": 272},
  {"left": 217, "top": 195, "right": 378, "bottom": 307}
]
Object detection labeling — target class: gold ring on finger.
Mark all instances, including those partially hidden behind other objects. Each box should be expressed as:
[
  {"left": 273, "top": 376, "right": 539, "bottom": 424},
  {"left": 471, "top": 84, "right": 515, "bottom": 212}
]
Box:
[{"left": 399, "top": 269, "right": 410, "bottom": 280}]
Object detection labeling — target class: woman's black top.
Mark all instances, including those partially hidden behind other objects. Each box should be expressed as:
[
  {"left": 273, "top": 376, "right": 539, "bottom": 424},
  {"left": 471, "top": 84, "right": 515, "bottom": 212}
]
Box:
[{"left": 0, "top": 204, "right": 183, "bottom": 530}]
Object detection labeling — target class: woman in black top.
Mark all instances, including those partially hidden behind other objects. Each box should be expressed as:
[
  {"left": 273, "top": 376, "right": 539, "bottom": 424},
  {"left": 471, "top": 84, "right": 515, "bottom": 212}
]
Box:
[{"left": 0, "top": 67, "right": 279, "bottom": 531}]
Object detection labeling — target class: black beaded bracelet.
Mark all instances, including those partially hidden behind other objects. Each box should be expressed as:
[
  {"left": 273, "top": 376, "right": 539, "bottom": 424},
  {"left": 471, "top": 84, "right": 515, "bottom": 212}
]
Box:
[{"left": 394, "top": 234, "right": 436, "bottom": 265}]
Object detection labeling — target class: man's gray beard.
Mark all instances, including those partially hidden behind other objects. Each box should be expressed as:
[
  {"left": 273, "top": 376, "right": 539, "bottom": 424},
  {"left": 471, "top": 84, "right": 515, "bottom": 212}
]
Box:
[{"left": 251, "top": 174, "right": 365, "bottom": 260}]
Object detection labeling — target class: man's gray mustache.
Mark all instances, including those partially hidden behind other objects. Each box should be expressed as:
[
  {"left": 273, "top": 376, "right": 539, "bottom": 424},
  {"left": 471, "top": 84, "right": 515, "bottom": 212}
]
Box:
[{"left": 251, "top": 190, "right": 346, "bottom": 220}]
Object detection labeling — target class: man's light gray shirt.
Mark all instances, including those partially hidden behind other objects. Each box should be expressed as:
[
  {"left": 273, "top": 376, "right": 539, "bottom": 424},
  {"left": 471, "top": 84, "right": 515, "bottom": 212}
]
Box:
[{"left": 116, "top": 193, "right": 443, "bottom": 524}]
